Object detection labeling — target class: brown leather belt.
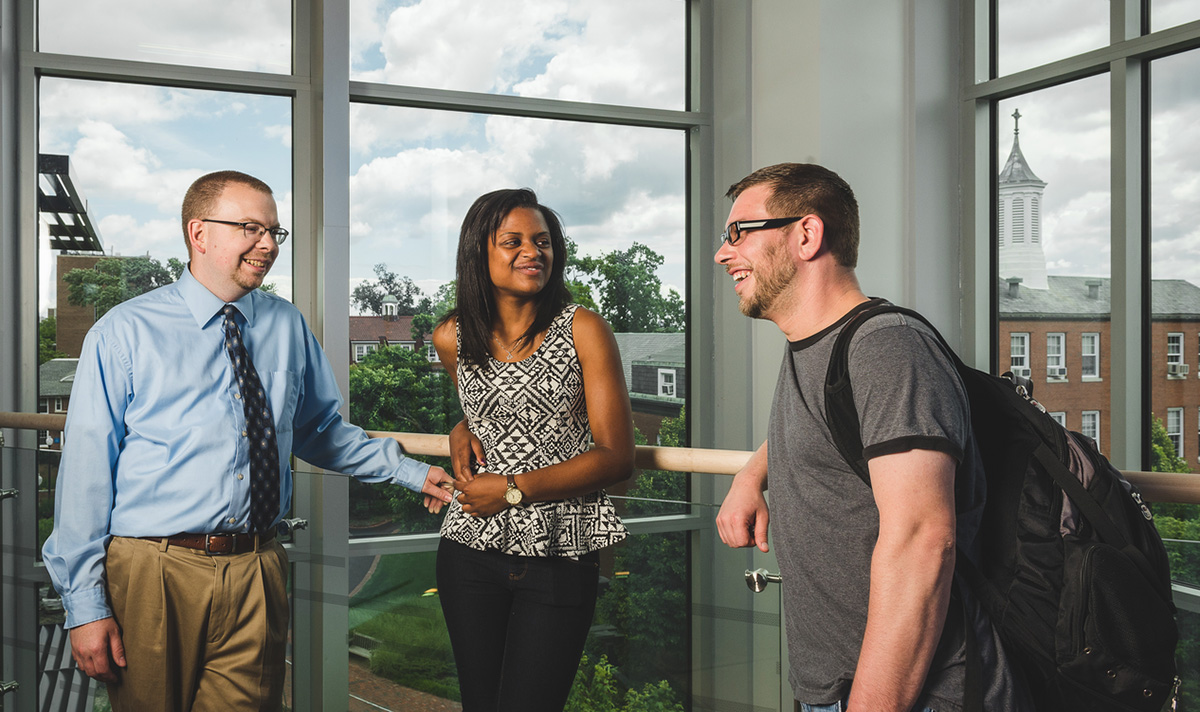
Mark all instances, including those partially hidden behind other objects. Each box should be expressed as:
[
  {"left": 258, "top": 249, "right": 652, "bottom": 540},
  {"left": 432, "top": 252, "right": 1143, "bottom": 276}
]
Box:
[{"left": 141, "top": 529, "right": 276, "bottom": 555}]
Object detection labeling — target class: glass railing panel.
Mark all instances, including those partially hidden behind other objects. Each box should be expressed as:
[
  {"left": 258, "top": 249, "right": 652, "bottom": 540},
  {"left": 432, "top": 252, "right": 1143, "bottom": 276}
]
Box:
[{"left": 339, "top": 528, "right": 697, "bottom": 711}]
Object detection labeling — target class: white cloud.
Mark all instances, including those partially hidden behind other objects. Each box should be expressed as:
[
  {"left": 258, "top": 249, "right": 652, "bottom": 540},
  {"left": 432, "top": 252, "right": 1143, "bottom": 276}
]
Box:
[
  {"left": 38, "top": 0, "right": 290, "bottom": 73},
  {"left": 265, "top": 124, "right": 292, "bottom": 148},
  {"left": 357, "top": 0, "right": 683, "bottom": 109}
]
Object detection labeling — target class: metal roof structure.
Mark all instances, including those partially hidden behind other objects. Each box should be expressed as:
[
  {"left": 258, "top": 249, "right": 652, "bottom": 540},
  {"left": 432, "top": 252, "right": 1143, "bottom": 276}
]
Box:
[{"left": 38, "top": 153, "right": 104, "bottom": 254}]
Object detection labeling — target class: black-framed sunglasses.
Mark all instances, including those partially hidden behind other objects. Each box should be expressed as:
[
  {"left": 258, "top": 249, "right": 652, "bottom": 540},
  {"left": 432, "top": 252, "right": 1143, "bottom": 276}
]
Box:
[
  {"left": 202, "top": 219, "right": 290, "bottom": 246},
  {"left": 719, "top": 216, "right": 804, "bottom": 247}
]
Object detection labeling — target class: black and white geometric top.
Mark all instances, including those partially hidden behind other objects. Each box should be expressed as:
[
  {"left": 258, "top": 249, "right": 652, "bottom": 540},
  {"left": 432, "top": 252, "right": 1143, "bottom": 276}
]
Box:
[{"left": 440, "top": 304, "right": 628, "bottom": 557}]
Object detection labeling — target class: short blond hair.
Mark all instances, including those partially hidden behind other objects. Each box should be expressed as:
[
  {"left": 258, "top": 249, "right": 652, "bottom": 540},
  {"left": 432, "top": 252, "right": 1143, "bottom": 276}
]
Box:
[{"left": 181, "top": 170, "right": 274, "bottom": 258}]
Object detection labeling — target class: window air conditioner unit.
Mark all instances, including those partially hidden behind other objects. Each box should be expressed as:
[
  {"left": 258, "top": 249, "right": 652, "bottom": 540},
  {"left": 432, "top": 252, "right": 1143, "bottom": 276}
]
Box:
[
  {"left": 1010, "top": 366, "right": 1031, "bottom": 378},
  {"left": 1047, "top": 366, "right": 1067, "bottom": 378},
  {"left": 1167, "top": 363, "right": 1190, "bottom": 376}
]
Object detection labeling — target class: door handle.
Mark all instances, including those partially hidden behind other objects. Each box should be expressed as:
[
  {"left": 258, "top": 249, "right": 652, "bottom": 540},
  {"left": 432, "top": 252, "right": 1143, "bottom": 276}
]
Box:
[
  {"left": 0, "top": 680, "right": 18, "bottom": 694},
  {"left": 277, "top": 518, "right": 309, "bottom": 536},
  {"left": 0, "top": 488, "right": 17, "bottom": 500},
  {"left": 745, "top": 568, "right": 782, "bottom": 593}
]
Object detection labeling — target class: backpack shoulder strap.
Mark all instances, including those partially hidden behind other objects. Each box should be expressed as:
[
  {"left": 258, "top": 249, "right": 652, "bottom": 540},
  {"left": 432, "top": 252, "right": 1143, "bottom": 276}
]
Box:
[{"left": 825, "top": 302, "right": 957, "bottom": 487}]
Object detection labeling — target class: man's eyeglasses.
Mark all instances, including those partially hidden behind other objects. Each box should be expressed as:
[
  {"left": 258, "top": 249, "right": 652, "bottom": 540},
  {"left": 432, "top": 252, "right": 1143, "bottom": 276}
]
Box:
[
  {"left": 719, "top": 217, "right": 804, "bottom": 247},
  {"left": 202, "top": 219, "right": 289, "bottom": 246}
]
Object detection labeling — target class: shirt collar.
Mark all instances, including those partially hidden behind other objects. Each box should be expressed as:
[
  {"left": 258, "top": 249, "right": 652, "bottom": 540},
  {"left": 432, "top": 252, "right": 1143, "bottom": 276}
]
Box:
[{"left": 178, "top": 266, "right": 259, "bottom": 329}]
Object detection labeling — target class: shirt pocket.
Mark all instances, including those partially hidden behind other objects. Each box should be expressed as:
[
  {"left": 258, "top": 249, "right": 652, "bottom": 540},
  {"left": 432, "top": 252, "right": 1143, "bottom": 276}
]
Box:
[{"left": 262, "top": 370, "right": 300, "bottom": 435}]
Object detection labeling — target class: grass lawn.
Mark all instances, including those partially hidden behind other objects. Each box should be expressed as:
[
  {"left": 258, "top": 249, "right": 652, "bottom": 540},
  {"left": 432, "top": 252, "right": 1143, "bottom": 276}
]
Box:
[{"left": 348, "top": 550, "right": 439, "bottom": 630}]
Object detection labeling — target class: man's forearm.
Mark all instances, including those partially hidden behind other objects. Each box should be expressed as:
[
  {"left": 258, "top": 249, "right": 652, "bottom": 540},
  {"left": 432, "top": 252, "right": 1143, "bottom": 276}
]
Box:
[{"left": 849, "top": 528, "right": 955, "bottom": 711}]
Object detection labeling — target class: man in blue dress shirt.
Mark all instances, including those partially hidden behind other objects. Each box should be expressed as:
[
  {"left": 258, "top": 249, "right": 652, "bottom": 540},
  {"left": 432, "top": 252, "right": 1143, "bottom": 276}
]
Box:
[{"left": 42, "top": 170, "right": 454, "bottom": 711}]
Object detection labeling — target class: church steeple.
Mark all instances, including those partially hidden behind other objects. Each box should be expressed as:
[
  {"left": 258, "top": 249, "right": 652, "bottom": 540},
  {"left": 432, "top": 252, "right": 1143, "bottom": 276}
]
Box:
[
  {"left": 999, "top": 109, "right": 1044, "bottom": 184},
  {"left": 998, "top": 109, "right": 1049, "bottom": 290}
]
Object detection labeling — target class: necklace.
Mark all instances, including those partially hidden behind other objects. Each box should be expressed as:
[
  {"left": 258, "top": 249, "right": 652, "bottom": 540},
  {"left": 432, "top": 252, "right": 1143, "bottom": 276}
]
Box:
[{"left": 494, "top": 335, "right": 518, "bottom": 360}]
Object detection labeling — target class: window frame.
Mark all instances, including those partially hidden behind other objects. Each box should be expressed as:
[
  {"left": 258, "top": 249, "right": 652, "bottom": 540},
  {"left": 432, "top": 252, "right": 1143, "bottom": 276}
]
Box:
[
  {"left": 8, "top": 3, "right": 715, "bottom": 709},
  {"left": 1167, "top": 406, "right": 1184, "bottom": 458},
  {"left": 1046, "top": 332, "right": 1065, "bottom": 379},
  {"left": 1009, "top": 332, "right": 1030, "bottom": 377},
  {"left": 964, "top": 0, "right": 1200, "bottom": 469},
  {"left": 658, "top": 367, "right": 677, "bottom": 397}
]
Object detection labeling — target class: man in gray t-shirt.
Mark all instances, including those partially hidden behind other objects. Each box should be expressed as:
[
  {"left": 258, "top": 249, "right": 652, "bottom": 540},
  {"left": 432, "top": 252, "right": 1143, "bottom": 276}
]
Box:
[{"left": 714, "top": 163, "right": 1027, "bottom": 711}]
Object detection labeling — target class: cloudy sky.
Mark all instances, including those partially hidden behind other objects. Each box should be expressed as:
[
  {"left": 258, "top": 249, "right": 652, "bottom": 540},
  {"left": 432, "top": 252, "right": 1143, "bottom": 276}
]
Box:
[
  {"left": 36, "top": 0, "right": 686, "bottom": 316},
  {"left": 996, "top": 0, "right": 1200, "bottom": 288},
  {"left": 34, "top": 0, "right": 1200, "bottom": 316}
]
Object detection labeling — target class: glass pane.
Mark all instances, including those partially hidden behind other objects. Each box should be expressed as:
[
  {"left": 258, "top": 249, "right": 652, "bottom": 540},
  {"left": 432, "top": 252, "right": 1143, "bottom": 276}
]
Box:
[
  {"left": 38, "top": 0, "right": 291, "bottom": 74},
  {"left": 996, "top": 75, "right": 1111, "bottom": 454},
  {"left": 346, "top": 105, "right": 687, "bottom": 533},
  {"left": 349, "top": 0, "right": 686, "bottom": 110},
  {"left": 996, "top": 0, "right": 1108, "bottom": 76},
  {"left": 1152, "top": 0, "right": 1200, "bottom": 32},
  {"left": 346, "top": 532, "right": 696, "bottom": 709},
  {"left": 36, "top": 77, "right": 293, "bottom": 555},
  {"left": 1150, "top": 52, "right": 1200, "bottom": 709}
]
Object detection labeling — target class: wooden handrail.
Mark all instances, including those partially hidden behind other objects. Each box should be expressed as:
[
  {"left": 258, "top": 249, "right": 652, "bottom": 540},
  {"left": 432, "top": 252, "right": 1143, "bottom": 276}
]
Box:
[{"left": 5, "top": 411, "right": 1199, "bottom": 503}]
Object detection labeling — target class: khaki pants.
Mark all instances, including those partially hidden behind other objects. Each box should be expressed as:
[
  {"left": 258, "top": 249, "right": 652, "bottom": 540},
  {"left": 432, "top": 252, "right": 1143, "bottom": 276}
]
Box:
[{"left": 104, "top": 535, "right": 290, "bottom": 712}]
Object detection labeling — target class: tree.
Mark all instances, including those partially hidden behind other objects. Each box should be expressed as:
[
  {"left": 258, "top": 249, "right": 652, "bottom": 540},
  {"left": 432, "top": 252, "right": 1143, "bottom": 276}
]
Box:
[
  {"left": 347, "top": 345, "right": 461, "bottom": 531},
  {"left": 352, "top": 263, "right": 425, "bottom": 316},
  {"left": 64, "top": 256, "right": 176, "bottom": 318},
  {"left": 429, "top": 282, "right": 457, "bottom": 320},
  {"left": 411, "top": 313, "right": 437, "bottom": 346},
  {"left": 573, "top": 243, "right": 684, "bottom": 333},
  {"left": 39, "top": 315, "right": 66, "bottom": 365},
  {"left": 1149, "top": 416, "right": 1190, "bottom": 475}
]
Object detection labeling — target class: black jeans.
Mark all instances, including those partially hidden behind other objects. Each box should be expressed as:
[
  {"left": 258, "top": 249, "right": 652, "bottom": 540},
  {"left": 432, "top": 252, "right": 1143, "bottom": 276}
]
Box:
[{"left": 436, "top": 538, "right": 600, "bottom": 712}]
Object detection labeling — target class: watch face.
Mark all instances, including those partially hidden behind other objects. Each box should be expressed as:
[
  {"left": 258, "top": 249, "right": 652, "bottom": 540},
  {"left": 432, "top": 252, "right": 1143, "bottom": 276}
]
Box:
[{"left": 505, "top": 487, "right": 523, "bottom": 505}]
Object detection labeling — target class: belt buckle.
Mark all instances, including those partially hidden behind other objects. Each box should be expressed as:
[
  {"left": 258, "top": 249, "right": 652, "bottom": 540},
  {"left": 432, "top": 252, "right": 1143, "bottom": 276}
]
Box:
[{"left": 204, "top": 534, "right": 232, "bottom": 555}]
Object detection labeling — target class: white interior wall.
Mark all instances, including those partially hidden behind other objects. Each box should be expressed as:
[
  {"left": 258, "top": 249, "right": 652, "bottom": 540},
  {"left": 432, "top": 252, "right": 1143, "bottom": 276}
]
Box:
[{"left": 700, "top": 1, "right": 963, "bottom": 706}]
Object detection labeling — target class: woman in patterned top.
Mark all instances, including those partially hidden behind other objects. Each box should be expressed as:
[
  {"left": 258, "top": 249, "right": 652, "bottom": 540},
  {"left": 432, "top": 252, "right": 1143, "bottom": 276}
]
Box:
[{"left": 431, "top": 188, "right": 635, "bottom": 711}]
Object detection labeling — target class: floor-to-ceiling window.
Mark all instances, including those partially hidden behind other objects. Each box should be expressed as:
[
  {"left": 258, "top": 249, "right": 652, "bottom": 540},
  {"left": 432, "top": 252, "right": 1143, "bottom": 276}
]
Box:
[
  {"left": 970, "top": 1, "right": 1200, "bottom": 705},
  {"left": 7, "top": 1, "right": 711, "bottom": 710},
  {"left": 340, "top": 2, "right": 696, "bottom": 706}
]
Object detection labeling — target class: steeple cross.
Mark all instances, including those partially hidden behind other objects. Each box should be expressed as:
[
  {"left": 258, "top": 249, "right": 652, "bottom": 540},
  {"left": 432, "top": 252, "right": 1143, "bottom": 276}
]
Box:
[{"left": 1012, "top": 108, "right": 1022, "bottom": 135}]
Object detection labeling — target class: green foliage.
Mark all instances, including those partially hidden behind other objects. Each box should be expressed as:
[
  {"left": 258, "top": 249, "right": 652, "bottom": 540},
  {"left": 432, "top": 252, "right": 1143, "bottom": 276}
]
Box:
[
  {"left": 64, "top": 256, "right": 175, "bottom": 318},
  {"left": 167, "top": 257, "right": 186, "bottom": 280},
  {"left": 347, "top": 345, "right": 461, "bottom": 530},
  {"left": 352, "top": 590, "right": 459, "bottom": 701},
  {"left": 348, "top": 345, "right": 461, "bottom": 435},
  {"left": 566, "top": 655, "right": 683, "bottom": 712},
  {"left": 411, "top": 313, "right": 437, "bottom": 344},
  {"left": 38, "top": 315, "right": 66, "bottom": 365},
  {"left": 430, "top": 281, "right": 457, "bottom": 320},
  {"left": 352, "top": 263, "right": 426, "bottom": 316},
  {"left": 571, "top": 242, "right": 684, "bottom": 333},
  {"left": 1149, "top": 416, "right": 1190, "bottom": 474}
]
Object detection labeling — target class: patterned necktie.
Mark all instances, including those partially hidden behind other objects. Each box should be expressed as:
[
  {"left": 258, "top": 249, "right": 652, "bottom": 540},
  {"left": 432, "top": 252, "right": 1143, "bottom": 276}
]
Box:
[{"left": 222, "top": 304, "right": 280, "bottom": 534}]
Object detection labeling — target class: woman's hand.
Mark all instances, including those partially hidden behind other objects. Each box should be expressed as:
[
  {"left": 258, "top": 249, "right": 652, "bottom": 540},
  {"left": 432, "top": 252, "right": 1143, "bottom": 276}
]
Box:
[
  {"left": 448, "top": 419, "right": 485, "bottom": 485},
  {"left": 455, "top": 472, "right": 510, "bottom": 517}
]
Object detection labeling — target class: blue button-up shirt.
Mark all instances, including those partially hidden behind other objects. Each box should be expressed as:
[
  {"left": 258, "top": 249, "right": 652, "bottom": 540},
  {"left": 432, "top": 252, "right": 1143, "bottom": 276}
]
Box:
[{"left": 43, "top": 269, "right": 430, "bottom": 628}]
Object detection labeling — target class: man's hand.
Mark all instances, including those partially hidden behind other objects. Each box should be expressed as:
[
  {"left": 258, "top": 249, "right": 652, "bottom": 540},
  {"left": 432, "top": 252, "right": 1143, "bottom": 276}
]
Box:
[
  {"left": 716, "top": 477, "right": 771, "bottom": 552},
  {"left": 448, "top": 420, "right": 485, "bottom": 484},
  {"left": 70, "top": 617, "right": 126, "bottom": 683},
  {"left": 716, "top": 440, "right": 770, "bottom": 552},
  {"left": 421, "top": 465, "right": 455, "bottom": 513}
]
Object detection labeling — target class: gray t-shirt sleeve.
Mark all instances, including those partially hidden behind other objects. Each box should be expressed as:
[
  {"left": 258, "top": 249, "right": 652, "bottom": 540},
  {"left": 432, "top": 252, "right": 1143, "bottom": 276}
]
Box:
[{"left": 848, "top": 317, "right": 968, "bottom": 464}]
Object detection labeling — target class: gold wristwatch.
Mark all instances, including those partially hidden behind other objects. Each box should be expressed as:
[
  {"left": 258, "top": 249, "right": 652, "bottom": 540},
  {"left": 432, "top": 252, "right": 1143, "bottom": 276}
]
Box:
[{"left": 504, "top": 473, "right": 524, "bottom": 506}]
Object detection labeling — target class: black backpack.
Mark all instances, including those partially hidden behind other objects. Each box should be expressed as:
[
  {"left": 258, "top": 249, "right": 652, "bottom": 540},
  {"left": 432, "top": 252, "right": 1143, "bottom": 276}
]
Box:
[{"left": 824, "top": 301, "right": 1180, "bottom": 712}]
